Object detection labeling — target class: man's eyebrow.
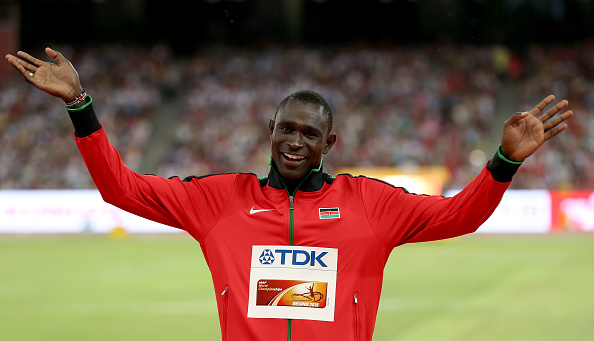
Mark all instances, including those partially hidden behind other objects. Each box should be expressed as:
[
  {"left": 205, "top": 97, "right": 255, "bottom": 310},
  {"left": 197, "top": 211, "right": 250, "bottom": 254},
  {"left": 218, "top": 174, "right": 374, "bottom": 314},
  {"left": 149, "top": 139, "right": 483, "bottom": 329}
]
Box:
[{"left": 277, "top": 120, "right": 324, "bottom": 134}]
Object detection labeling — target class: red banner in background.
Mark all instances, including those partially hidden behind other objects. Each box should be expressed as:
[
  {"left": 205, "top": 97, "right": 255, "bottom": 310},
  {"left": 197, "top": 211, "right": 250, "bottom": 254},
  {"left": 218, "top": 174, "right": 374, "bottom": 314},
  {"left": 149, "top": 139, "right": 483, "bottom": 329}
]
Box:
[
  {"left": 0, "top": 24, "right": 18, "bottom": 78},
  {"left": 550, "top": 191, "right": 594, "bottom": 232},
  {"left": 0, "top": 0, "right": 20, "bottom": 79}
]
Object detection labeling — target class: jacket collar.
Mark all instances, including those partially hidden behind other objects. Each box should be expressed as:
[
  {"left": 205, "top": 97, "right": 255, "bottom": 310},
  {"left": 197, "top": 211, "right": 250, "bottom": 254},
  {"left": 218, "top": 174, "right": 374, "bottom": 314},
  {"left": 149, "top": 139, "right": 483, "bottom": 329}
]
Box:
[{"left": 266, "top": 157, "right": 329, "bottom": 193}]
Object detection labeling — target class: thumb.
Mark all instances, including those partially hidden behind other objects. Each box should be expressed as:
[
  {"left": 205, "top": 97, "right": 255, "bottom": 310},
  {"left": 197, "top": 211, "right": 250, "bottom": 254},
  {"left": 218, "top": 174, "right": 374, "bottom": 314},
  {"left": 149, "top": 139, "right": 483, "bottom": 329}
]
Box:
[
  {"left": 505, "top": 111, "right": 529, "bottom": 127},
  {"left": 45, "top": 47, "right": 68, "bottom": 65}
]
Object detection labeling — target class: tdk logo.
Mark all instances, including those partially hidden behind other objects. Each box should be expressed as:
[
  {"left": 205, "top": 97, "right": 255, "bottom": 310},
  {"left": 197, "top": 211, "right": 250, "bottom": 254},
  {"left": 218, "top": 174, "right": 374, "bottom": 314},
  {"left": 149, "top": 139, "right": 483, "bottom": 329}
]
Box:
[
  {"left": 258, "top": 249, "right": 275, "bottom": 264},
  {"left": 258, "top": 249, "right": 328, "bottom": 267}
]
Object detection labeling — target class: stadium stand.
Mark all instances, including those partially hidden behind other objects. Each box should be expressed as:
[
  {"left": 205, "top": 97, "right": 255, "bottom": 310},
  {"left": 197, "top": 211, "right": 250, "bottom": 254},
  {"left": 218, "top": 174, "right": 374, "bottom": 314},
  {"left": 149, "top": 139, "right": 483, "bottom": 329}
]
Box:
[{"left": 0, "top": 42, "right": 591, "bottom": 190}]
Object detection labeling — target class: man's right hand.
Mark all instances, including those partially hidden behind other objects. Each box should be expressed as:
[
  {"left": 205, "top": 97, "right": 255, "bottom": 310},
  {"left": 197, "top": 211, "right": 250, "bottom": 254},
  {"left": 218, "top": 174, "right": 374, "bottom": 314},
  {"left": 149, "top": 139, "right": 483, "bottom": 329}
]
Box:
[{"left": 5, "top": 47, "right": 83, "bottom": 103}]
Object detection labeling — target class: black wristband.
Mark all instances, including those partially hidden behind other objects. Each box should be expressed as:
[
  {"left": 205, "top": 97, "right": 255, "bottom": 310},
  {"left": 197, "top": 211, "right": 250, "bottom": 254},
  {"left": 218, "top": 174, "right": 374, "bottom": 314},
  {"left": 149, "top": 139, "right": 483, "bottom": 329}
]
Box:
[
  {"left": 487, "top": 148, "right": 522, "bottom": 183},
  {"left": 66, "top": 96, "right": 102, "bottom": 137}
]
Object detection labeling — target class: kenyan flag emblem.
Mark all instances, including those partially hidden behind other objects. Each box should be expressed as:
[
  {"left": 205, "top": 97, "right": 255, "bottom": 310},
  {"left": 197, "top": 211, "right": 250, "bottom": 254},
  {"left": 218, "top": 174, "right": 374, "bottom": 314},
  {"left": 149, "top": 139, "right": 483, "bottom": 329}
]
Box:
[{"left": 319, "top": 208, "right": 340, "bottom": 219}]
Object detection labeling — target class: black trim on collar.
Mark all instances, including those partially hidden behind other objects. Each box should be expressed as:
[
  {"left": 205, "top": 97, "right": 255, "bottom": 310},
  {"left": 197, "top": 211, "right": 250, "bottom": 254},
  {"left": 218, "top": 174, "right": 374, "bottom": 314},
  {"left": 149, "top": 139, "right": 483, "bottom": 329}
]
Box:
[
  {"left": 175, "top": 172, "right": 255, "bottom": 182},
  {"left": 336, "top": 173, "right": 418, "bottom": 195},
  {"left": 266, "top": 161, "right": 333, "bottom": 192},
  {"left": 167, "top": 168, "right": 334, "bottom": 192}
]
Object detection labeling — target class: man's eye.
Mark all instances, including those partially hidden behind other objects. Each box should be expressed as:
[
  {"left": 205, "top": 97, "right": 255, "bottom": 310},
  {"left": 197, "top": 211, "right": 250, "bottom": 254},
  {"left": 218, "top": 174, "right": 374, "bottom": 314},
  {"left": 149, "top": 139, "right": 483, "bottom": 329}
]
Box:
[{"left": 279, "top": 127, "right": 290, "bottom": 132}]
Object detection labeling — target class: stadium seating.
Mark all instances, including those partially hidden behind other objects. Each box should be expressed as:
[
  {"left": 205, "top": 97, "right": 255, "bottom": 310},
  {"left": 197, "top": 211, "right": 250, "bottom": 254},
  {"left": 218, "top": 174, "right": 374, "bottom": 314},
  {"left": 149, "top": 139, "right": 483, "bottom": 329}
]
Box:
[{"left": 1, "top": 43, "right": 591, "bottom": 190}]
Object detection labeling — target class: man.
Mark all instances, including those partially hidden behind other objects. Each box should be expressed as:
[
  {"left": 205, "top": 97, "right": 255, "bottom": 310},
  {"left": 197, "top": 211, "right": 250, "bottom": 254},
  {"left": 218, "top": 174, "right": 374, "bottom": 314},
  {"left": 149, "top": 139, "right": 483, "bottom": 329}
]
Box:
[{"left": 6, "top": 48, "right": 573, "bottom": 340}]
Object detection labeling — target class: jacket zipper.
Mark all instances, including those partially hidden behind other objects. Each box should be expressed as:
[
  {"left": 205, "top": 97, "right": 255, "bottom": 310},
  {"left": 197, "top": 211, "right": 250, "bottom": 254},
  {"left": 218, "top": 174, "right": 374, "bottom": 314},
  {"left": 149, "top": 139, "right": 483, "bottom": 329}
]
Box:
[
  {"left": 221, "top": 286, "right": 229, "bottom": 341},
  {"left": 270, "top": 164, "right": 320, "bottom": 341},
  {"left": 289, "top": 195, "right": 294, "bottom": 245},
  {"left": 287, "top": 195, "right": 294, "bottom": 341},
  {"left": 353, "top": 292, "right": 360, "bottom": 341}
]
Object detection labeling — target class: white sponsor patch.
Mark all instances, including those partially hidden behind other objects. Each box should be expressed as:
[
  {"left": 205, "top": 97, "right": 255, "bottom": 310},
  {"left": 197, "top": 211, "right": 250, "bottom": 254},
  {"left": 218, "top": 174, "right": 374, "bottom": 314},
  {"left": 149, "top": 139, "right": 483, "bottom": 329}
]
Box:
[{"left": 247, "top": 245, "right": 338, "bottom": 322}]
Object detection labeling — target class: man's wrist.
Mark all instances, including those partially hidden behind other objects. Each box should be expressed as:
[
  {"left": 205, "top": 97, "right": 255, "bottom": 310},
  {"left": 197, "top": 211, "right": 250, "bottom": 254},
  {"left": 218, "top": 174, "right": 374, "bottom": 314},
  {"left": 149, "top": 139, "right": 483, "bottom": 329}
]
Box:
[
  {"left": 66, "top": 96, "right": 101, "bottom": 138},
  {"left": 497, "top": 145, "right": 524, "bottom": 165},
  {"left": 66, "top": 95, "right": 92, "bottom": 112},
  {"left": 487, "top": 146, "right": 523, "bottom": 182},
  {"left": 65, "top": 88, "right": 87, "bottom": 109}
]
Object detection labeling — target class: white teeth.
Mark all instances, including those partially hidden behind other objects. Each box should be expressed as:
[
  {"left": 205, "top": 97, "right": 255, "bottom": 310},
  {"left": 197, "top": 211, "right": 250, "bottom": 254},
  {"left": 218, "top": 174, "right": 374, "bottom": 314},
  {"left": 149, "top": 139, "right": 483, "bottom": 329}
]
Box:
[{"left": 283, "top": 153, "right": 305, "bottom": 160}]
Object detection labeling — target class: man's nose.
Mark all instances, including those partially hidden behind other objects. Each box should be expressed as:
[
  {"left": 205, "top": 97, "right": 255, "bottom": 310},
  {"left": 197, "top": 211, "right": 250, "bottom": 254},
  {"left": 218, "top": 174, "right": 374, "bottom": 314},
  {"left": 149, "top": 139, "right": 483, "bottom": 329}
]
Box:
[{"left": 287, "top": 132, "right": 304, "bottom": 149}]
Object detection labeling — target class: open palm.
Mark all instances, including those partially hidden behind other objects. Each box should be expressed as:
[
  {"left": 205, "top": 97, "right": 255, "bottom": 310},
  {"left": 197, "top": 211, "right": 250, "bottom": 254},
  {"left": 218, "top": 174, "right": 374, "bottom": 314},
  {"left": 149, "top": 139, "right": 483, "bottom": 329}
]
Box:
[
  {"left": 5, "top": 47, "right": 82, "bottom": 102},
  {"left": 500, "top": 95, "right": 573, "bottom": 162}
]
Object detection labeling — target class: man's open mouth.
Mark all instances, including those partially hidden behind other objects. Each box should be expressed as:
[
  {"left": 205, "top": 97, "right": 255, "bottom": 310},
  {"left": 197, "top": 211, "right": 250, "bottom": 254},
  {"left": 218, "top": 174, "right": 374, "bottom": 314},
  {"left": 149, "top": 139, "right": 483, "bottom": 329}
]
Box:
[{"left": 282, "top": 152, "right": 306, "bottom": 162}]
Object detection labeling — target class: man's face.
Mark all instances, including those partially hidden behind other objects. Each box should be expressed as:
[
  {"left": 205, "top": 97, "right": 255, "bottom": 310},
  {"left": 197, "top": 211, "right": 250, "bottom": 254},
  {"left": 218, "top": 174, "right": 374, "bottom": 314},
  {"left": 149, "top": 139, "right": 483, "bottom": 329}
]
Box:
[{"left": 269, "top": 99, "right": 336, "bottom": 181}]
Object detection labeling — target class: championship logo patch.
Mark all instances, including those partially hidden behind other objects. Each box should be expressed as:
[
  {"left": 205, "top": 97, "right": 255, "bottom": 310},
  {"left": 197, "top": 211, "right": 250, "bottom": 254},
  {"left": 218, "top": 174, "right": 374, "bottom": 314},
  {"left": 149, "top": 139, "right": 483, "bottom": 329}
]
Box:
[
  {"left": 256, "top": 280, "right": 328, "bottom": 308},
  {"left": 319, "top": 208, "right": 340, "bottom": 219}
]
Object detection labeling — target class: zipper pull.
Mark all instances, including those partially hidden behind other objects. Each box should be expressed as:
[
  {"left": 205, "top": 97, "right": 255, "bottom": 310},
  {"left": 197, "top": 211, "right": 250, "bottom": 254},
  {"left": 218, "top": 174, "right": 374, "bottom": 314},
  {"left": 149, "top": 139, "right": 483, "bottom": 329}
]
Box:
[
  {"left": 289, "top": 195, "right": 294, "bottom": 210},
  {"left": 221, "top": 286, "right": 228, "bottom": 296},
  {"left": 354, "top": 293, "right": 358, "bottom": 304}
]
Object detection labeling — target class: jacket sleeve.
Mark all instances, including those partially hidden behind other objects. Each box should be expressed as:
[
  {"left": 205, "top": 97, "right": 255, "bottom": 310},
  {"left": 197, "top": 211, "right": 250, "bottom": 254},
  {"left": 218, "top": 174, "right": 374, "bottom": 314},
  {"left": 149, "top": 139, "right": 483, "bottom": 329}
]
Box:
[
  {"left": 69, "top": 101, "right": 234, "bottom": 242},
  {"left": 362, "top": 154, "right": 520, "bottom": 250}
]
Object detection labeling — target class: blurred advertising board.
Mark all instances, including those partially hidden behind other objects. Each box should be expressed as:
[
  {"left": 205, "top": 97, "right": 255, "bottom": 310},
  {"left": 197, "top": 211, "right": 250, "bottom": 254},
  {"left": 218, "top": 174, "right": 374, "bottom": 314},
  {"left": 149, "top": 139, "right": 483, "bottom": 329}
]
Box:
[
  {"left": 336, "top": 166, "right": 449, "bottom": 196},
  {"left": 0, "top": 189, "right": 593, "bottom": 234},
  {"left": 0, "top": 190, "right": 178, "bottom": 234},
  {"left": 550, "top": 191, "right": 594, "bottom": 232},
  {"left": 445, "top": 189, "right": 552, "bottom": 233}
]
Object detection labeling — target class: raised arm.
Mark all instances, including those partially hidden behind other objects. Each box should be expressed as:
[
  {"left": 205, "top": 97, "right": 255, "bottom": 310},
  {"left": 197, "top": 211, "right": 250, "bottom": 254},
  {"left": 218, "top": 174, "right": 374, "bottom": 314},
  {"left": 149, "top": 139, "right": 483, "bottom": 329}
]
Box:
[
  {"left": 6, "top": 47, "right": 234, "bottom": 240},
  {"left": 367, "top": 95, "right": 574, "bottom": 247},
  {"left": 500, "top": 95, "right": 573, "bottom": 162},
  {"left": 6, "top": 47, "right": 84, "bottom": 103}
]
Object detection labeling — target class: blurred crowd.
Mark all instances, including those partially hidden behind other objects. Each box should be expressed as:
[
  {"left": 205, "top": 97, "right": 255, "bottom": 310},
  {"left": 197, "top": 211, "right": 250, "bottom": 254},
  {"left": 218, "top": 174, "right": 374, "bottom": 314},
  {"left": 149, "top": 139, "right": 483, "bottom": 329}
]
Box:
[
  {"left": 513, "top": 43, "right": 594, "bottom": 189},
  {"left": 1, "top": 42, "right": 592, "bottom": 191}
]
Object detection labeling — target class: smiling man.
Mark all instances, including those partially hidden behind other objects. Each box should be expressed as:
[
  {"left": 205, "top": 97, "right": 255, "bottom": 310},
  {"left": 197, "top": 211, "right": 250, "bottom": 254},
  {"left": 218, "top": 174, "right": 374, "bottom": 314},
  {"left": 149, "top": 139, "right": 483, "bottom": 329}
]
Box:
[
  {"left": 6, "top": 48, "right": 573, "bottom": 341},
  {"left": 269, "top": 91, "right": 336, "bottom": 193}
]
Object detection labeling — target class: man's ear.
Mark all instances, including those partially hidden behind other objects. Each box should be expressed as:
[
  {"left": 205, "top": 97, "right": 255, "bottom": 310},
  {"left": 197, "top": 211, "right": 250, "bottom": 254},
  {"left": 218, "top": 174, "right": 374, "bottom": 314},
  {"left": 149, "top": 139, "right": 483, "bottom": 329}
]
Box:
[
  {"left": 268, "top": 119, "right": 275, "bottom": 137},
  {"left": 323, "top": 133, "right": 337, "bottom": 154}
]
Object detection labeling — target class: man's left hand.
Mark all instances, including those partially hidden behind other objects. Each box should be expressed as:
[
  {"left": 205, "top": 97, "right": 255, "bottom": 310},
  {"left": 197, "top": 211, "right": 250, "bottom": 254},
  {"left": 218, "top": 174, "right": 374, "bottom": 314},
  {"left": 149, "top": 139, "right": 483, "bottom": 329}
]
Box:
[{"left": 500, "top": 95, "right": 573, "bottom": 162}]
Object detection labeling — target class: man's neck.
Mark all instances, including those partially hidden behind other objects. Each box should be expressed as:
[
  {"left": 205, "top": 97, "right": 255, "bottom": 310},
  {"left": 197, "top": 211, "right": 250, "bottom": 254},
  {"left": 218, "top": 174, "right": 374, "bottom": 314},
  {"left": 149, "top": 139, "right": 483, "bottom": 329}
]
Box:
[{"left": 268, "top": 159, "right": 326, "bottom": 193}]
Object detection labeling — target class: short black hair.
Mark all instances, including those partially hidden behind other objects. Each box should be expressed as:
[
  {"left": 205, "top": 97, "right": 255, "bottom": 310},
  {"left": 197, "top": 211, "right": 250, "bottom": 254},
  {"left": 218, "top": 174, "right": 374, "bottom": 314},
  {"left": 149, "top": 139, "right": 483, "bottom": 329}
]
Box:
[{"left": 275, "top": 90, "right": 334, "bottom": 134}]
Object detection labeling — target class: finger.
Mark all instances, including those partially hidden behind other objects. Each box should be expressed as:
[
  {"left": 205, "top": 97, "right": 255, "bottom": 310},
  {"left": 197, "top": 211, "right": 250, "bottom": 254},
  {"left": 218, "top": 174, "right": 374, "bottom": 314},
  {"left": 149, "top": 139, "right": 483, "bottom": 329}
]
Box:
[
  {"left": 6, "top": 54, "right": 37, "bottom": 83},
  {"left": 543, "top": 123, "right": 568, "bottom": 141},
  {"left": 45, "top": 47, "right": 59, "bottom": 61},
  {"left": 5, "top": 54, "right": 18, "bottom": 67},
  {"left": 543, "top": 109, "right": 573, "bottom": 130},
  {"left": 528, "top": 94, "right": 555, "bottom": 116},
  {"left": 543, "top": 109, "right": 573, "bottom": 140},
  {"left": 539, "top": 99, "right": 568, "bottom": 122},
  {"left": 6, "top": 55, "right": 21, "bottom": 72},
  {"left": 46, "top": 47, "right": 68, "bottom": 66},
  {"left": 10, "top": 53, "right": 38, "bottom": 73},
  {"left": 506, "top": 111, "right": 529, "bottom": 126},
  {"left": 6, "top": 55, "right": 27, "bottom": 74},
  {"left": 16, "top": 50, "right": 43, "bottom": 67},
  {"left": 16, "top": 63, "right": 37, "bottom": 84}
]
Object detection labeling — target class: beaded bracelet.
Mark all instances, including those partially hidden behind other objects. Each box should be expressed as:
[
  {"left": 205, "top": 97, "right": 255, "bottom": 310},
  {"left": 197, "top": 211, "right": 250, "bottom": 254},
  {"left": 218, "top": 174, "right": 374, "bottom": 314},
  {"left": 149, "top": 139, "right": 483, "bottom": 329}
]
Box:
[{"left": 64, "top": 89, "right": 87, "bottom": 108}]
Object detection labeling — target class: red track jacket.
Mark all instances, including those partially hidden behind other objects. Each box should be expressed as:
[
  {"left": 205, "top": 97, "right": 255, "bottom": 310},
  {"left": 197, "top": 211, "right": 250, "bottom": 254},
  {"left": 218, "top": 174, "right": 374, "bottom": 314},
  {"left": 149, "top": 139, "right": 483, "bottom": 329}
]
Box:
[{"left": 71, "top": 101, "right": 519, "bottom": 340}]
